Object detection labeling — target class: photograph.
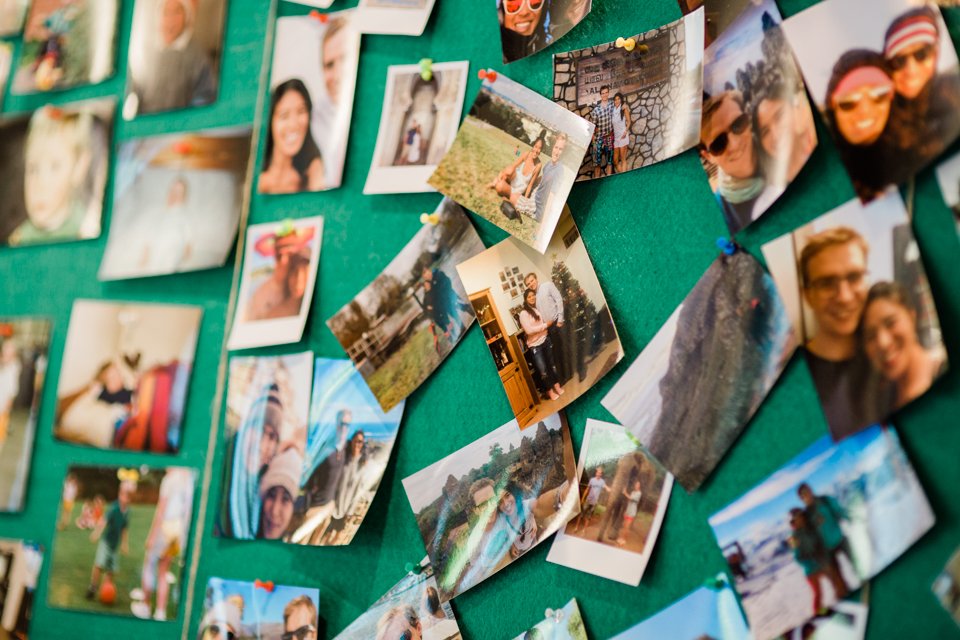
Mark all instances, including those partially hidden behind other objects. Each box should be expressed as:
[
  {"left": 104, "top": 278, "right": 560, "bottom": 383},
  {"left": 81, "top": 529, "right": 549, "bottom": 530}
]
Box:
[
  {"left": 354, "top": 0, "right": 437, "bottom": 36},
  {"left": 709, "top": 425, "right": 934, "bottom": 640},
  {"left": 123, "top": 0, "right": 227, "bottom": 119},
  {"left": 0, "top": 98, "right": 114, "bottom": 247},
  {"left": 228, "top": 216, "right": 323, "bottom": 351},
  {"left": 259, "top": 9, "right": 360, "bottom": 194},
  {"left": 457, "top": 210, "right": 623, "bottom": 428},
  {"left": 49, "top": 465, "right": 197, "bottom": 620},
  {"left": 761, "top": 191, "right": 947, "bottom": 440},
  {"left": 292, "top": 358, "right": 405, "bottom": 546},
  {"left": 699, "top": 0, "right": 817, "bottom": 234},
  {"left": 54, "top": 300, "right": 202, "bottom": 453},
  {"left": 610, "top": 574, "right": 750, "bottom": 640},
  {"left": 511, "top": 598, "right": 586, "bottom": 640},
  {"left": 217, "top": 352, "right": 312, "bottom": 542},
  {"left": 678, "top": 0, "right": 753, "bottom": 46},
  {"left": 363, "top": 60, "right": 469, "bottom": 195},
  {"left": 0, "top": 42, "right": 11, "bottom": 108},
  {"left": 99, "top": 126, "right": 253, "bottom": 280},
  {"left": 0, "top": 318, "right": 51, "bottom": 513},
  {"left": 547, "top": 419, "right": 673, "bottom": 586},
  {"left": 333, "top": 560, "right": 462, "bottom": 640},
  {"left": 602, "top": 250, "right": 796, "bottom": 491},
  {"left": 0, "top": 539, "right": 43, "bottom": 639},
  {"left": 12, "top": 0, "right": 118, "bottom": 93},
  {"left": 783, "top": 0, "right": 960, "bottom": 202},
  {"left": 197, "top": 577, "right": 320, "bottom": 640},
  {"left": 428, "top": 72, "right": 593, "bottom": 253},
  {"left": 0, "top": 0, "right": 28, "bottom": 36},
  {"left": 497, "top": 0, "right": 592, "bottom": 64},
  {"left": 552, "top": 10, "right": 704, "bottom": 181},
  {"left": 934, "top": 148, "right": 960, "bottom": 232},
  {"left": 327, "top": 198, "right": 483, "bottom": 412},
  {"left": 401, "top": 412, "right": 579, "bottom": 601},
  {"left": 781, "top": 600, "right": 869, "bottom": 640},
  {"left": 933, "top": 545, "right": 960, "bottom": 626}
]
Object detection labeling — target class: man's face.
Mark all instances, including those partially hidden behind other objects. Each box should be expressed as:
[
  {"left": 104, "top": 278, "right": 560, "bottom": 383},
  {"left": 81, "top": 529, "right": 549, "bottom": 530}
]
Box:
[
  {"left": 322, "top": 29, "right": 347, "bottom": 103},
  {"left": 551, "top": 137, "right": 566, "bottom": 163},
  {"left": 799, "top": 488, "right": 814, "bottom": 506},
  {"left": 284, "top": 605, "right": 317, "bottom": 640},
  {"left": 802, "top": 242, "right": 868, "bottom": 340},
  {"left": 600, "top": 88, "right": 609, "bottom": 103},
  {"left": 337, "top": 410, "right": 352, "bottom": 438},
  {"left": 889, "top": 42, "right": 937, "bottom": 100},
  {"left": 703, "top": 97, "right": 756, "bottom": 179},
  {"left": 524, "top": 274, "right": 538, "bottom": 291}
]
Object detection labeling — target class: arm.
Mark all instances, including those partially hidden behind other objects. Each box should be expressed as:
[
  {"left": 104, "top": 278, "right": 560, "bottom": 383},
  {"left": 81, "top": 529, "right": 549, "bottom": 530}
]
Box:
[
  {"left": 523, "top": 164, "right": 542, "bottom": 198},
  {"left": 145, "top": 495, "right": 167, "bottom": 551},
  {"left": 306, "top": 158, "right": 325, "bottom": 191},
  {"left": 90, "top": 517, "right": 106, "bottom": 542},
  {"left": 121, "top": 528, "right": 130, "bottom": 555}
]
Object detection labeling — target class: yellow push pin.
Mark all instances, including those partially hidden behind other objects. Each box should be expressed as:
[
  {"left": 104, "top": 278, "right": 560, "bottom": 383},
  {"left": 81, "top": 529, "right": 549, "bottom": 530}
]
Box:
[{"left": 420, "top": 212, "right": 441, "bottom": 225}]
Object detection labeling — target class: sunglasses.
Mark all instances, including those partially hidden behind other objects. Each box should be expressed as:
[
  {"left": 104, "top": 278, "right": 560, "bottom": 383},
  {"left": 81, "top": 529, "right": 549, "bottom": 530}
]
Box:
[
  {"left": 281, "top": 624, "right": 317, "bottom": 640},
  {"left": 835, "top": 86, "right": 892, "bottom": 112},
  {"left": 504, "top": 0, "right": 544, "bottom": 14},
  {"left": 207, "top": 625, "right": 236, "bottom": 640},
  {"left": 703, "top": 113, "right": 750, "bottom": 156},
  {"left": 889, "top": 44, "right": 935, "bottom": 71}
]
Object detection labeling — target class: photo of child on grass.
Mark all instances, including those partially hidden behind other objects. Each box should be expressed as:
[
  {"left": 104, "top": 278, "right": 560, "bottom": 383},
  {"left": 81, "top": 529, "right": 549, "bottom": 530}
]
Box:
[
  {"left": 327, "top": 199, "right": 483, "bottom": 412},
  {"left": 428, "top": 73, "right": 592, "bottom": 254},
  {"left": 49, "top": 465, "right": 196, "bottom": 620}
]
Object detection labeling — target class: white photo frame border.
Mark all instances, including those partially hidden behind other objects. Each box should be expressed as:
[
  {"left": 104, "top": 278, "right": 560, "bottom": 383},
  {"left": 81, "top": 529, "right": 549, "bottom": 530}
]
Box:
[{"left": 354, "top": 0, "right": 437, "bottom": 36}]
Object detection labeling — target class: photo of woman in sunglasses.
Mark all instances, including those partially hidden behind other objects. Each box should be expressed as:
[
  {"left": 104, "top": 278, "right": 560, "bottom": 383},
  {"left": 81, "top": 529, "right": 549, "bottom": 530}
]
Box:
[
  {"left": 497, "top": 0, "right": 591, "bottom": 64},
  {"left": 784, "top": 0, "right": 960, "bottom": 202}
]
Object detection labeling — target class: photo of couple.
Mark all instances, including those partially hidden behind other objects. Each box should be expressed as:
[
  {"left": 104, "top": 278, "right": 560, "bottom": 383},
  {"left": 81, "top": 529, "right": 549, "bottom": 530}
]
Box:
[
  {"left": 700, "top": 0, "right": 817, "bottom": 234},
  {"left": 429, "top": 73, "right": 592, "bottom": 254},
  {"left": 402, "top": 413, "right": 579, "bottom": 601},
  {"left": 457, "top": 211, "right": 623, "bottom": 429},
  {"left": 497, "top": 0, "right": 591, "bottom": 64},
  {"left": 553, "top": 11, "right": 704, "bottom": 181},
  {"left": 260, "top": 9, "right": 360, "bottom": 194},
  {"left": 709, "top": 425, "right": 934, "bottom": 640},
  {"left": 54, "top": 300, "right": 202, "bottom": 453},
  {"left": 762, "top": 191, "right": 947, "bottom": 440},
  {"left": 197, "top": 578, "right": 320, "bottom": 640},
  {"left": 784, "top": 0, "right": 960, "bottom": 202}
]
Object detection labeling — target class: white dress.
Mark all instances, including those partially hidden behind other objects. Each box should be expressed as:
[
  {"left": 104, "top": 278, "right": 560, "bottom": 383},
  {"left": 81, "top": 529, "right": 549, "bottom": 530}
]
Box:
[
  {"left": 509, "top": 161, "right": 535, "bottom": 196},
  {"left": 613, "top": 108, "right": 629, "bottom": 149}
]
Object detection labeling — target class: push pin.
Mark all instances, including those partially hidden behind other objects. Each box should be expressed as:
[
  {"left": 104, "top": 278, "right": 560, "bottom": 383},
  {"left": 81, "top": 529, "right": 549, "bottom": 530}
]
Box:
[
  {"left": 173, "top": 141, "right": 193, "bottom": 155},
  {"left": 478, "top": 69, "right": 498, "bottom": 82},
  {"left": 420, "top": 211, "right": 441, "bottom": 225},
  {"left": 615, "top": 36, "right": 636, "bottom": 52},
  {"left": 716, "top": 237, "right": 738, "bottom": 256},
  {"left": 308, "top": 9, "right": 329, "bottom": 23},
  {"left": 404, "top": 562, "right": 424, "bottom": 575},
  {"left": 704, "top": 573, "right": 729, "bottom": 590},
  {"left": 277, "top": 218, "right": 297, "bottom": 237},
  {"left": 544, "top": 607, "right": 565, "bottom": 624},
  {"left": 419, "top": 58, "right": 433, "bottom": 81},
  {"left": 254, "top": 579, "right": 276, "bottom": 592},
  {"left": 43, "top": 105, "right": 65, "bottom": 120}
]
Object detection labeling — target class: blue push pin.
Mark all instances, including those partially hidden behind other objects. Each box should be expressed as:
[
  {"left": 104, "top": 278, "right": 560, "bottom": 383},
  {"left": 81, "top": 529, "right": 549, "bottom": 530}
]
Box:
[{"left": 716, "top": 237, "right": 737, "bottom": 256}]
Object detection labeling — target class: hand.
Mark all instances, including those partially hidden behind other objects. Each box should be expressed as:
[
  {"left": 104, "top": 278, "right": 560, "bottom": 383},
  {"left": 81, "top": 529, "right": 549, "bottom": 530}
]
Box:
[
  {"left": 556, "top": 320, "right": 564, "bottom": 328},
  {"left": 121, "top": 542, "right": 130, "bottom": 555}
]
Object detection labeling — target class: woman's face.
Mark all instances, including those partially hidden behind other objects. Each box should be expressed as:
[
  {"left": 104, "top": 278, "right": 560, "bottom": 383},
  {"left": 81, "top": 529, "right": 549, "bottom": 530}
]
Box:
[
  {"left": 614, "top": 95, "right": 622, "bottom": 108},
  {"left": 161, "top": 0, "right": 187, "bottom": 46},
  {"left": 350, "top": 432, "right": 365, "bottom": 453},
  {"left": 271, "top": 90, "right": 310, "bottom": 159},
  {"left": 531, "top": 139, "right": 543, "bottom": 156},
  {"left": 863, "top": 298, "right": 919, "bottom": 382},
  {"left": 260, "top": 422, "right": 279, "bottom": 468},
  {"left": 502, "top": 0, "right": 543, "bottom": 37},
  {"left": 261, "top": 486, "right": 294, "bottom": 539},
  {"left": 498, "top": 491, "right": 517, "bottom": 516},
  {"left": 832, "top": 77, "right": 892, "bottom": 146},
  {"left": 890, "top": 43, "right": 937, "bottom": 100},
  {"left": 756, "top": 97, "right": 793, "bottom": 158},
  {"left": 525, "top": 290, "right": 537, "bottom": 306}
]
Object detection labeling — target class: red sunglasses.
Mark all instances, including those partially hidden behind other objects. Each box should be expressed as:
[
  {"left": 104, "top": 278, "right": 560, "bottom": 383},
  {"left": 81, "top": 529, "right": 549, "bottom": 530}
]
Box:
[{"left": 504, "top": 0, "right": 545, "bottom": 15}]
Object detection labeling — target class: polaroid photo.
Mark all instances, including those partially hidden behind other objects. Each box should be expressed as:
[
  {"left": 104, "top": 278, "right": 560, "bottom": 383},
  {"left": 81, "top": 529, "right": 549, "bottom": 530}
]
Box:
[
  {"left": 327, "top": 199, "right": 483, "bottom": 412},
  {"left": 761, "top": 191, "right": 947, "bottom": 441},
  {"left": 12, "top": 0, "right": 118, "bottom": 93},
  {"left": 0, "top": 318, "right": 51, "bottom": 513},
  {"left": 0, "top": 0, "right": 29, "bottom": 36},
  {"left": 259, "top": 9, "right": 360, "bottom": 194},
  {"left": 333, "top": 560, "right": 462, "bottom": 639},
  {"left": 122, "top": 0, "right": 228, "bottom": 119},
  {"left": 0, "top": 42, "right": 11, "bottom": 107},
  {"left": 497, "top": 0, "right": 592, "bottom": 64},
  {"left": 354, "top": 0, "right": 438, "bottom": 36},
  {"left": 99, "top": 126, "right": 253, "bottom": 280},
  {"left": 54, "top": 300, "right": 202, "bottom": 453},
  {"left": 552, "top": 10, "right": 705, "bottom": 181},
  {"left": 934, "top": 149, "right": 960, "bottom": 233},
  {"left": 602, "top": 250, "right": 796, "bottom": 491},
  {"left": 0, "top": 98, "right": 114, "bottom": 247},
  {"left": 710, "top": 425, "right": 933, "bottom": 640},
  {"left": 0, "top": 539, "right": 43, "bottom": 639},
  {"left": 679, "top": 0, "right": 752, "bottom": 46},
  {"left": 218, "top": 352, "right": 312, "bottom": 542},
  {"left": 457, "top": 209, "right": 623, "bottom": 428},
  {"left": 228, "top": 216, "right": 323, "bottom": 350},
  {"left": 547, "top": 419, "right": 672, "bottom": 586},
  {"left": 933, "top": 545, "right": 960, "bottom": 626},
  {"left": 428, "top": 72, "right": 594, "bottom": 254},
  {"left": 401, "top": 412, "right": 579, "bottom": 601},
  {"left": 700, "top": 0, "right": 817, "bottom": 235},
  {"left": 49, "top": 465, "right": 197, "bottom": 619},
  {"left": 198, "top": 578, "right": 320, "bottom": 640},
  {"left": 610, "top": 574, "right": 750, "bottom": 640},
  {"left": 293, "top": 357, "right": 405, "bottom": 546},
  {"left": 782, "top": 600, "right": 869, "bottom": 640},
  {"left": 512, "top": 598, "right": 586, "bottom": 640},
  {"left": 364, "top": 60, "right": 469, "bottom": 195},
  {"left": 783, "top": 0, "right": 960, "bottom": 202}
]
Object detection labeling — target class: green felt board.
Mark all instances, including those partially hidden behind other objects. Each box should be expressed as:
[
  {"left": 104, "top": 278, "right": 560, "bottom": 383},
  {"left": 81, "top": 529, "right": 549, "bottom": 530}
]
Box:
[{"left": 1, "top": 0, "right": 959, "bottom": 638}]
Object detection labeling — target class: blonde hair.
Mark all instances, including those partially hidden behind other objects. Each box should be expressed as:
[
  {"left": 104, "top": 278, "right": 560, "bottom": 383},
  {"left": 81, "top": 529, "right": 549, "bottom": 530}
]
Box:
[
  {"left": 798, "top": 226, "right": 869, "bottom": 287},
  {"left": 27, "top": 107, "right": 94, "bottom": 161}
]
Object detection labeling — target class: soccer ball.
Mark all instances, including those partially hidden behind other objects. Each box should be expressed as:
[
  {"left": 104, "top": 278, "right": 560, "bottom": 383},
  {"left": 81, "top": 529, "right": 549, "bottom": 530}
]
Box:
[{"left": 99, "top": 581, "right": 117, "bottom": 605}]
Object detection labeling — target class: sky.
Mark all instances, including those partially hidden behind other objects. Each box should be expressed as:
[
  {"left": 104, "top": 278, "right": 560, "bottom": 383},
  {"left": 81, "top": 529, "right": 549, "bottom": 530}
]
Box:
[
  {"left": 703, "top": 0, "right": 773, "bottom": 95},
  {"left": 208, "top": 579, "right": 319, "bottom": 627},
  {"left": 481, "top": 74, "right": 593, "bottom": 147},
  {"left": 581, "top": 420, "right": 640, "bottom": 472},
  {"left": 309, "top": 358, "right": 404, "bottom": 444},
  {"left": 611, "top": 583, "right": 749, "bottom": 640}
]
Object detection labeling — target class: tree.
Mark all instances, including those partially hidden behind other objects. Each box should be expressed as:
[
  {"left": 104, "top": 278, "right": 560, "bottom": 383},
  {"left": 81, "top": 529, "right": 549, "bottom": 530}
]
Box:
[
  {"left": 329, "top": 300, "right": 370, "bottom": 349},
  {"left": 372, "top": 273, "right": 405, "bottom": 318}
]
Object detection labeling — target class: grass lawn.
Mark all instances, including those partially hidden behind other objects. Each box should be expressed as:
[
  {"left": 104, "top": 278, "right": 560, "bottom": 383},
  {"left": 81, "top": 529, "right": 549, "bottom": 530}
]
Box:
[
  {"left": 365, "top": 324, "right": 445, "bottom": 412},
  {"left": 429, "top": 116, "right": 543, "bottom": 248},
  {"left": 48, "top": 503, "right": 182, "bottom": 618}
]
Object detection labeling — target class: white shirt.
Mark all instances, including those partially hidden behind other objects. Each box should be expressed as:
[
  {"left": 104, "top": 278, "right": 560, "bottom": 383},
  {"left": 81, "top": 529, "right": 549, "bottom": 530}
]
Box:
[{"left": 536, "top": 281, "right": 564, "bottom": 324}]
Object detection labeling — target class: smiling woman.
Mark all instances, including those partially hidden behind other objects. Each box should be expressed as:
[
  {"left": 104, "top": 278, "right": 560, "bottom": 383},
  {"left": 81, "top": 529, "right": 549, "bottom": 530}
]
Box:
[
  {"left": 497, "top": 0, "right": 591, "bottom": 63},
  {"left": 259, "top": 79, "right": 325, "bottom": 194}
]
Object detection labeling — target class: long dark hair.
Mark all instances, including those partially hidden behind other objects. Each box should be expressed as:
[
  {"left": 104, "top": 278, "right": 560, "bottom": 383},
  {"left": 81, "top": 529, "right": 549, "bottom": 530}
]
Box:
[
  {"left": 346, "top": 428, "right": 366, "bottom": 465},
  {"left": 498, "top": 480, "right": 528, "bottom": 530},
  {"left": 522, "top": 288, "right": 541, "bottom": 321},
  {"left": 498, "top": 2, "right": 548, "bottom": 63},
  {"left": 262, "top": 79, "right": 323, "bottom": 187}
]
